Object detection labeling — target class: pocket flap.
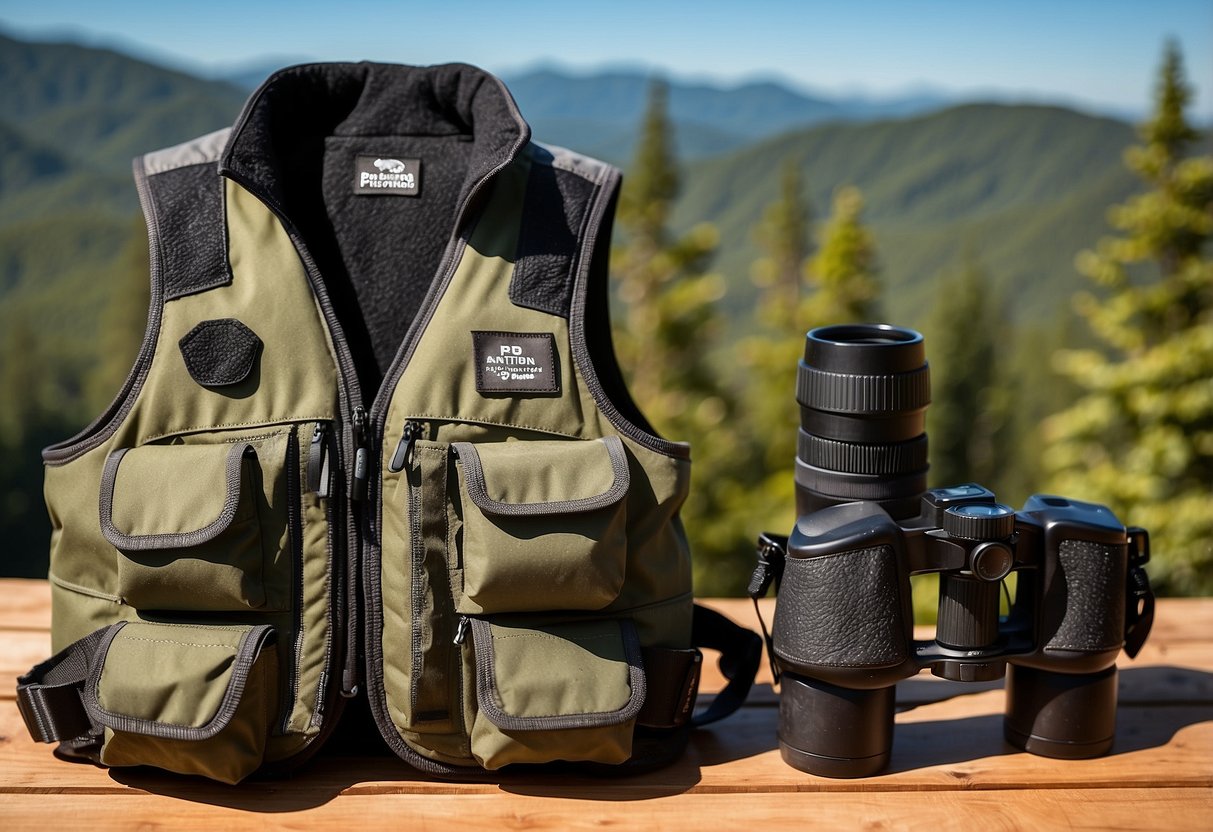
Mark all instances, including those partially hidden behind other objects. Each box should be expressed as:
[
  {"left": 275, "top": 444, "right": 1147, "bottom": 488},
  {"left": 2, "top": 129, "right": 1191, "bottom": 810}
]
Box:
[
  {"left": 83, "top": 621, "right": 275, "bottom": 740},
  {"left": 100, "top": 442, "right": 255, "bottom": 550},
  {"left": 470, "top": 617, "right": 646, "bottom": 731},
  {"left": 452, "top": 435, "right": 629, "bottom": 517}
]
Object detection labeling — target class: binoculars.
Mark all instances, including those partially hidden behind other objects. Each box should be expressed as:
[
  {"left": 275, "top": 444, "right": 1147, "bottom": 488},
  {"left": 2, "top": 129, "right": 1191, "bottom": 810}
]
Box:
[{"left": 751, "top": 324, "right": 1155, "bottom": 778}]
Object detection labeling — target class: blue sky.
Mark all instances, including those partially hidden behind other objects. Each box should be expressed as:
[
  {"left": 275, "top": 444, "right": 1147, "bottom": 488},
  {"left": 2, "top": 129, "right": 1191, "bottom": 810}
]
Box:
[{"left": 2, "top": 0, "right": 1210, "bottom": 119}]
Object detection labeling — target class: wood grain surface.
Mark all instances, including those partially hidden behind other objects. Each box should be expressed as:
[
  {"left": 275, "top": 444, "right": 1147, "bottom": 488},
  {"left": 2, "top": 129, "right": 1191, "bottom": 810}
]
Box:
[{"left": 0, "top": 579, "right": 1209, "bottom": 830}]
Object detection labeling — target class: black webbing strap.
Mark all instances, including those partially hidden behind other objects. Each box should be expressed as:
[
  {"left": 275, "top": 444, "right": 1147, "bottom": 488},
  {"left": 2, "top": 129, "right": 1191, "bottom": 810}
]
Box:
[
  {"left": 16, "top": 626, "right": 108, "bottom": 745},
  {"left": 690, "top": 603, "right": 762, "bottom": 727},
  {"left": 637, "top": 646, "right": 702, "bottom": 729}
]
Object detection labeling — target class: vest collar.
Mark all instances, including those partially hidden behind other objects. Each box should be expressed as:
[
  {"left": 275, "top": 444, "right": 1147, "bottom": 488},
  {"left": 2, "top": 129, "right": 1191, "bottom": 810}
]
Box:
[{"left": 219, "top": 61, "right": 531, "bottom": 222}]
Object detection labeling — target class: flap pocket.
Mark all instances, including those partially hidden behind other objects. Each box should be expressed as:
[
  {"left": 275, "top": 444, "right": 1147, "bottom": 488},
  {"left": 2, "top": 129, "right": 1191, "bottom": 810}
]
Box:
[
  {"left": 101, "top": 443, "right": 255, "bottom": 549},
  {"left": 452, "top": 437, "right": 630, "bottom": 614},
  {"left": 99, "top": 433, "right": 291, "bottom": 611},
  {"left": 83, "top": 621, "right": 278, "bottom": 784},
  {"left": 454, "top": 435, "right": 630, "bottom": 516},
  {"left": 467, "top": 617, "right": 645, "bottom": 768}
]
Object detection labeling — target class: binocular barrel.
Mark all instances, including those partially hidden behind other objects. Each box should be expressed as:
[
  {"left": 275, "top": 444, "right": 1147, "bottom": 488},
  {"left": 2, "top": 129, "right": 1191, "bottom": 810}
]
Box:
[{"left": 767, "top": 323, "right": 1151, "bottom": 778}]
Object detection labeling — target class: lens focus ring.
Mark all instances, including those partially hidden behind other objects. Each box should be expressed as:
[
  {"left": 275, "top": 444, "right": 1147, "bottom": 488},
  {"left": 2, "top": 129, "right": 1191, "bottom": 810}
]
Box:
[
  {"left": 797, "top": 430, "right": 928, "bottom": 475},
  {"left": 796, "top": 362, "right": 931, "bottom": 414}
]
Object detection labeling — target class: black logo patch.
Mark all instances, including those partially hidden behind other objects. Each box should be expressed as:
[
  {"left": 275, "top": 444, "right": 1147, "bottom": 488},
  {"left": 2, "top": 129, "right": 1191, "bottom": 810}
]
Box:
[
  {"left": 472, "top": 331, "right": 560, "bottom": 395},
  {"left": 354, "top": 155, "right": 421, "bottom": 196}
]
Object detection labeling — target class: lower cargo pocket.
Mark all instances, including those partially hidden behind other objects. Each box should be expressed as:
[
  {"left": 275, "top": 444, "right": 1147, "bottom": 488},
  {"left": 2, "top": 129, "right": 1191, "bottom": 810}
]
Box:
[
  {"left": 465, "top": 616, "right": 645, "bottom": 769},
  {"left": 83, "top": 621, "right": 278, "bottom": 784}
]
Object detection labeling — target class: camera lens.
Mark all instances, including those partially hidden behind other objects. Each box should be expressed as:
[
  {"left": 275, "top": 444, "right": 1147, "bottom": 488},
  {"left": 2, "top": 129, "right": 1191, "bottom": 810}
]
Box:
[{"left": 796, "top": 324, "right": 930, "bottom": 519}]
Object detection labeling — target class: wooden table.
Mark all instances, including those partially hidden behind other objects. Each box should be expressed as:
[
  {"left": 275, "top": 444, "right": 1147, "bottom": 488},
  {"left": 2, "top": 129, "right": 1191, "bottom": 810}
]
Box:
[{"left": 0, "top": 579, "right": 1208, "bottom": 829}]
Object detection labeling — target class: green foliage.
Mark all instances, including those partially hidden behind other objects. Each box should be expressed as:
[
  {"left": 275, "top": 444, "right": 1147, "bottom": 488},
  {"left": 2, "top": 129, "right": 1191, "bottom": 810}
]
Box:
[
  {"left": 611, "top": 80, "right": 752, "bottom": 595},
  {"left": 738, "top": 162, "right": 813, "bottom": 535},
  {"left": 1043, "top": 42, "right": 1213, "bottom": 594},
  {"left": 923, "top": 256, "right": 1011, "bottom": 490},
  {"left": 803, "top": 185, "right": 880, "bottom": 323}
]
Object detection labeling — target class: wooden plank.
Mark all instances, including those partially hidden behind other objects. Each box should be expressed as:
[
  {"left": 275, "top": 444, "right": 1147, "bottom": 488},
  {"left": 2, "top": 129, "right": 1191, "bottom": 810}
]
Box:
[
  {"left": 0, "top": 579, "right": 50, "bottom": 630},
  {"left": 2, "top": 695, "right": 1209, "bottom": 795},
  {"left": 0, "top": 788, "right": 1207, "bottom": 831}
]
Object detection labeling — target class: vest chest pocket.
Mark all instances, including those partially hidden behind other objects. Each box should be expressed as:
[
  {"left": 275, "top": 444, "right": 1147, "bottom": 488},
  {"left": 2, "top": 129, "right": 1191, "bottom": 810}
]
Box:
[
  {"left": 451, "top": 436, "right": 630, "bottom": 614},
  {"left": 99, "top": 431, "right": 293, "bottom": 612}
]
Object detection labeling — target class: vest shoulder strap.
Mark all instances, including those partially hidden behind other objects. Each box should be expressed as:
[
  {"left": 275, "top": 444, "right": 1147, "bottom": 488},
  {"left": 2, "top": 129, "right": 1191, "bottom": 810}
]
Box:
[
  {"left": 510, "top": 142, "right": 620, "bottom": 319},
  {"left": 138, "top": 128, "right": 233, "bottom": 302}
]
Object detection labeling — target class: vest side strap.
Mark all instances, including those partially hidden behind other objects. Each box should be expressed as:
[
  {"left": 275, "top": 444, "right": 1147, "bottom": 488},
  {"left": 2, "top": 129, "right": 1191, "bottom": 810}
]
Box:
[
  {"left": 690, "top": 604, "right": 763, "bottom": 727},
  {"left": 16, "top": 627, "right": 109, "bottom": 745}
]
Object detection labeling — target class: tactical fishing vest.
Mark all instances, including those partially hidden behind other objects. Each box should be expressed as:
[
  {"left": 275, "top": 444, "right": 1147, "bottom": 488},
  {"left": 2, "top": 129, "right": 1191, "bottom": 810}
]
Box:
[{"left": 16, "top": 62, "right": 758, "bottom": 783}]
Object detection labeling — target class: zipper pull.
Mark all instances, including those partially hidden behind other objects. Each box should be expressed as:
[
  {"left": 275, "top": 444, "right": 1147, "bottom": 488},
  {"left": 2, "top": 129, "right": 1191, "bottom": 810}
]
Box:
[
  {"left": 351, "top": 406, "right": 370, "bottom": 501},
  {"left": 387, "top": 420, "right": 421, "bottom": 473},
  {"left": 453, "top": 616, "right": 471, "bottom": 646},
  {"left": 307, "top": 422, "right": 330, "bottom": 495}
]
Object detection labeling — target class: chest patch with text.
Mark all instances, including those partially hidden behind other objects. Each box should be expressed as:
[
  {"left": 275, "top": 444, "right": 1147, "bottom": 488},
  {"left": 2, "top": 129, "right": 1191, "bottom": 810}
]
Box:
[{"left": 472, "top": 331, "right": 560, "bottom": 395}]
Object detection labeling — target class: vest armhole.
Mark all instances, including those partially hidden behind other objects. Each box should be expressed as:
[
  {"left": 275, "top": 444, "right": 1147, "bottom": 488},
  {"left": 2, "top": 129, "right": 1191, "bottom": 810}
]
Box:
[
  {"left": 570, "top": 168, "right": 691, "bottom": 461},
  {"left": 42, "top": 156, "right": 166, "bottom": 465}
]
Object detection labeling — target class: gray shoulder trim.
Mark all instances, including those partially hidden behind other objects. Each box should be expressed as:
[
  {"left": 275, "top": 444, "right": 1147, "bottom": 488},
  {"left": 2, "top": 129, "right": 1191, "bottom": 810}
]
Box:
[
  {"left": 142, "top": 128, "right": 232, "bottom": 176},
  {"left": 530, "top": 141, "right": 620, "bottom": 183}
]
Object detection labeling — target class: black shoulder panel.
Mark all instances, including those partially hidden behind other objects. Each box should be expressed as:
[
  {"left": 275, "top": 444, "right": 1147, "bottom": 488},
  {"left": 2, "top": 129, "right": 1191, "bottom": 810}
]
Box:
[
  {"left": 509, "top": 161, "right": 595, "bottom": 318},
  {"left": 148, "top": 163, "right": 232, "bottom": 302}
]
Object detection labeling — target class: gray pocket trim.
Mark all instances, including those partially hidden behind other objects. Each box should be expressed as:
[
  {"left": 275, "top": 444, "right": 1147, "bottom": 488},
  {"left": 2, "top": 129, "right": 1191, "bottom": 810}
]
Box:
[
  {"left": 453, "top": 435, "right": 630, "bottom": 517},
  {"left": 471, "top": 617, "right": 646, "bottom": 732},
  {"left": 82, "top": 621, "right": 275, "bottom": 741},
  {"left": 99, "top": 442, "right": 253, "bottom": 551}
]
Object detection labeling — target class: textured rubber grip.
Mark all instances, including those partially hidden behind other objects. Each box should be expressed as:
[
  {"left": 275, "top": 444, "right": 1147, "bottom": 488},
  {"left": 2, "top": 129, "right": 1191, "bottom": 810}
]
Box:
[
  {"left": 772, "top": 545, "right": 906, "bottom": 671},
  {"left": 1044, "top": 540, "right": 1127, "bottom": 652}
]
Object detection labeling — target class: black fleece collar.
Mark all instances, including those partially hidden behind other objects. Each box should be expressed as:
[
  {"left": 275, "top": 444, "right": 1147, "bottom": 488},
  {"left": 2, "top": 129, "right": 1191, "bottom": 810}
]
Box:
[{"left": 218, "top": 61, "right": 531, "bottom": 222}]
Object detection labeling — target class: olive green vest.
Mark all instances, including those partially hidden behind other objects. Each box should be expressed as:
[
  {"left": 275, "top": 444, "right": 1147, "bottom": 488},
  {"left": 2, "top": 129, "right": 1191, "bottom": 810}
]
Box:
[{"left": 16, "top": 63, "right": 751, "bottom": 783}]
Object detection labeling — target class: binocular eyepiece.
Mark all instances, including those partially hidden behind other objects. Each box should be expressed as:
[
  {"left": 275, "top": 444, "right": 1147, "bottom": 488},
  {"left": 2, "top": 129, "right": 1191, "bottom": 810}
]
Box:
[
  {"left": 756, "top": 323, "right": 1155, "bottom": 778},
  {"left": 796, "top": 324, "right": 930, "bottom": 519}
]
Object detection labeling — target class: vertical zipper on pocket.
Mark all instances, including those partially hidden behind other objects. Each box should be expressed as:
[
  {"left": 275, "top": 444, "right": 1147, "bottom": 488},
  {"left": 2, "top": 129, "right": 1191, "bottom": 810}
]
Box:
[
  {"left": 283, "top": 429, "right": 304, "bottom": 732},
  {"left": 407, "top": 441, "right": 426, "bottom": 714},
  {"left": 453, "top": 615, "right": 471, "bottom": 646},
  {"left": 307, "top": 422, "right": 331, "bottom": 496},
  {"left": 388, "top": 420, "right": 421, "bottom": 473},
  {"left": 351, "top": 406, "right": 370, "bottom": 501}
]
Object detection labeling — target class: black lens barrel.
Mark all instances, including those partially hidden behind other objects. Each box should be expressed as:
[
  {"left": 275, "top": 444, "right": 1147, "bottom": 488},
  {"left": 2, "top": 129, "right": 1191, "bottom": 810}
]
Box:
[{"left": 796, "top": 324, "right": 930, "bottom": 519}]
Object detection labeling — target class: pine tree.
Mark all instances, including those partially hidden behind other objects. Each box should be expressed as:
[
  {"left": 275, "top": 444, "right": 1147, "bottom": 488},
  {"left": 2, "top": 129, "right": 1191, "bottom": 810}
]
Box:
[
  {"left": 739, "top": 178, "right": 885, "bottom": 537},
  {"left": 1042, "top": 41, "right": 1213, "bottom": 593},
  {"left": 611, "top": 79, "right": 749, "bottom": 594},
  {"left": 738, "top": 162, "right": 812, "bottom": 534},
  {"left": 803, "top": 185, "right": 880, "bottom": 324},
  {"left": 924, "top": 257, "right": 1009, "bottom": 490}
]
